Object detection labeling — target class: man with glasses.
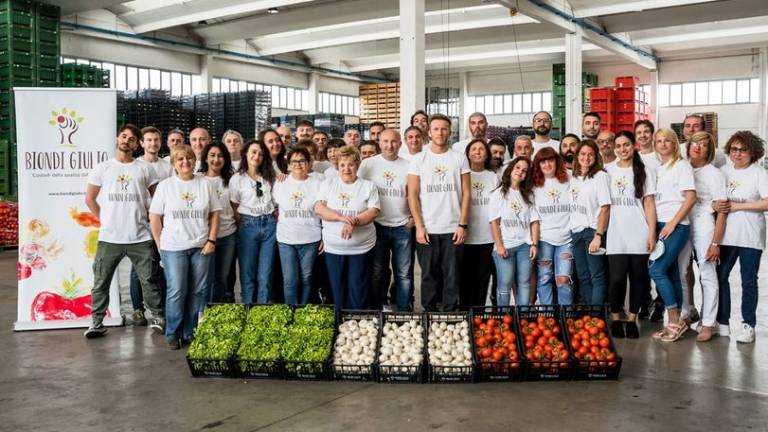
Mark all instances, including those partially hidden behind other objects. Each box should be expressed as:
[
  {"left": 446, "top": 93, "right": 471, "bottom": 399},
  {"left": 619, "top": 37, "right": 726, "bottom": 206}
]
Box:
[
  {"left": 596, "top": 130, "right": 616, "bottom": 165},
  {"left": 532, "top": 111, "right": 559, "bottom": 155}
]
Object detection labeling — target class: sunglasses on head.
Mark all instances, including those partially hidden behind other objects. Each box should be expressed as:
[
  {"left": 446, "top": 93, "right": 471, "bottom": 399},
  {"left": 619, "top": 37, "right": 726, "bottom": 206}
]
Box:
[{"left": 253, "top": 181, "right": 263, "bottom": 197}]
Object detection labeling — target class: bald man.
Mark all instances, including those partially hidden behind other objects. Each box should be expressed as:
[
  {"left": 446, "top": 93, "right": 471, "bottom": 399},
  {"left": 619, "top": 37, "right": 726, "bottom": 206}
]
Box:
[
  {"left": 276, "top": 126, "right": 292, "bottom": 147},
  {"left": 189, "top": 128, "right": 210, "bottom": 169}
]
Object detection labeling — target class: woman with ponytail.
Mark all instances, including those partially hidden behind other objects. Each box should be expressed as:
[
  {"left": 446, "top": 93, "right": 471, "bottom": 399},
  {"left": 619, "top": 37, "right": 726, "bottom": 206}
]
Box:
[{"left": 605, "top": 131, "right": 657, "bottom": 338}]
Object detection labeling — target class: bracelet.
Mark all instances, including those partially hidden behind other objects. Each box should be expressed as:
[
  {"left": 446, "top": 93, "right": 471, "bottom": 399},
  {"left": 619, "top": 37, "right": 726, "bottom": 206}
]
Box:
[
  {"left": 595, "top": 232, "right": 604, "bottom": 237},
  {"left": 458, "top": 224, "right": 468, "bottom": 230},
  {"left": 206, "top": 239, "right": 216, "bottom": 245},
  {"left": 711, "top": 242, "right": 719, "bottom": 247}
]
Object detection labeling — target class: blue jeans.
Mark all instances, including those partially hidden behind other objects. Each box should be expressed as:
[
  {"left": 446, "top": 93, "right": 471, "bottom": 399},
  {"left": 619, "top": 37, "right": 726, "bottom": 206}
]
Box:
[
  {"left": 238, "top": 214, "right": 277, "bottom": 304},
  {"left": 717, "top": 245, "right": 762, "bottom": 327},
  {"left": 278, "top": 241, "right": 320, "bottom": 305},
  {"left": 649, "top": 222, "right": 689, "bottom": 309},
  {"left": 325, "top": 250, "right": 375, "bottom": 312},
  {"left": 571, "top": 228, "right": 607, "bottom": 305},
  {"left": 372, "top": 223, "right": 414, "bottom": 311},
  {"left": 537, "top": 241, "right": 573, "bottom": 305},
  {"left": 160, "top": 248, "right": 211, "bottom": 342},
  {"left": 206, "top": 232, "right": 237, "bottom": 306},
  {"left": 492, "top": 244, "right": 532, "bottom": 306},
  {"left": 129, "top": 263, "right": 167, "bottom": 311}
]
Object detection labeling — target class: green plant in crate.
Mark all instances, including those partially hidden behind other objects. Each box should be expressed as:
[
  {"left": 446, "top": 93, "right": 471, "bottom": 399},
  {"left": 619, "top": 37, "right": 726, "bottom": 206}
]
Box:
[
  {"left": 292, "top": 304, "right": 334, "bottom": 328},
  {"left": 187, "top": 304, "right": 246, "bottom": 369},
  {"left": 236, "top": 305, "right": 292, "bottom": 372},
  {"left": 281, "top": 326, "right": 334, "bottom": 373}
]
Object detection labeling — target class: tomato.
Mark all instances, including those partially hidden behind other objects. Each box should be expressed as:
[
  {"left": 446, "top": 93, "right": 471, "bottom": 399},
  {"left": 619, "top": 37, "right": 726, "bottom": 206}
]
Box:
[
  {"left": 473, "top": 316, "right": 482, "bottom": 326},
  {"left": 493, "top": 351, "right": 504, "bottom": 361},
  {"left": 481, "top": 348, "right": 493, "bottom": 358},
  {"left": 599, "top": 338, "right": 611, "bottom": 348},
  {"left": 588, "top": 326, "right": 599, "bottom": 336},
  {"left": 502, "top": 314, "right": 513, "bottom": 325}
]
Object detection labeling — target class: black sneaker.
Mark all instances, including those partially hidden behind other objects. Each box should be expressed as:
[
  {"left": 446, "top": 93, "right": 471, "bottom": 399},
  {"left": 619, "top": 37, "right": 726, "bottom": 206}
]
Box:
[
  {"left": 167, "top": 339, "right": 181, "bottom": 350},
  {"left": 649, "top": 304, "right": 664, "bottom": 322},
  {"left": 625, "top": 321, "right": 640, "bottom": 339},
  {"left": 84, "top": 323, "right": 108, "bottom": 339},
  {"left": 611, "top": 320, "right": 625, "bottom": 338}
]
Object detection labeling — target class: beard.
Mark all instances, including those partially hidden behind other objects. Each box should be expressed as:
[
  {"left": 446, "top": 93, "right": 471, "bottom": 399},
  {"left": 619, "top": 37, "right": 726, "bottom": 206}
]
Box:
[
  {"left": 535, "top": 125, "right": 550, "bottom": 136},
  {"left": 561, "top": 152, "right": 574, "bottom": 163},
  {"left": 491, "top": 157, "right": 503, "bottom": 169}
]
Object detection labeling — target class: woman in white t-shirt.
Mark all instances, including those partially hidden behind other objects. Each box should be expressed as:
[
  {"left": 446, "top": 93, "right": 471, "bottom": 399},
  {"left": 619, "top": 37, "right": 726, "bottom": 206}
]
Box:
[
  {"left": 532, "top": 147, "right": 573, "bottom": 305},
  {"left": 569, "top": 140, "right": 611, "bottom": 306},
  {"left": 230, "top": 139, "right": 278, "bottom": 305},
  {"left": 199, "top": 142, "right": 237, "bottom": 306},
  {"left": 713, "top": 131, "right": 768, "bottom": 344},
  {"left": 315, "top": 146, "right": 380, "bottom": 311},
  {"left": 222, "top": 130, "right": 244, "bottom": 172},
  {"left": 459, "top": 139, "right": 500, "bottom": 309},
  {"left": 323, "top": 138, "right": 345, "bottom": 180},
  {"left": 490, "top": 157, "right": 540, "bottom": 306},
  {"left": 682, "top": 131, "right": 727, "bottom": 342},
  {"left": 149, "top": 145, "right": 221, "bottom": 349},
  {"left": 273, "top": 147, "right": 323, "bottom": 305},
  {"left": 648, "top": 128, "right": 697, "bottom": 342},
  {"left": 259, "top": 128, "right": 288, "bottom": 175},
  {"left": 606, "top": 131, "right": 657, "bottom": 339}
]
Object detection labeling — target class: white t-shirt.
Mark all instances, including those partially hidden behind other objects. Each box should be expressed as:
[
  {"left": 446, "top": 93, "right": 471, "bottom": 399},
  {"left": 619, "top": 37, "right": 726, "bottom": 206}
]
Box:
[
  {"left": 358, "top": 155, "right": 410, "bottom": 227},
  {"left": 398, "top": 146, "right": 421, "bottom": 161},
  {"left": 655, "top": 159, "right": 696, "bottom": 224},
  {"left": 201, "top": 175, "right": 236, "bottom": 238},
  {"left": 466, "top": 170, "right": 499, "bottom": 244},
  {"left": 229, "top": 172, "right": 276, "bottom": 217},
  {"left": 231, "top": 159, "right": 242, "bottom": 172},
  {"left": 605, "top": 163, "right": 656, "bottom": 255},
  {"left": 408, "top": 147, "right": 470, "bottom": 234},
  {"left": 317, "top": 177, "right": 380, "bottom": 255},
  {"left": 569, "top": 170, "right": 611, "bottom": 232},
  {"left": 691, "top": 164, "right": 726, "bottom": 221},
  {"left": 640, "top": 151, "right": 660, "bottom": 171},
  {"left": 324, "top": 166, "right": 338, "bottom": 180},
  {"left": 149, "top": 176, "right": 222, "bottom": 251},
  {"left": 87, "top": 158, "right": 158, "bottom": 244},
  {"left": 532, "top": 139, "right": 559, "bottom": 156},
  {"left": 721, "top": 163, "right": 768, "bottom": 250},
  {"left": 140, "top": 156, "right": 173, "bottom": 181},
  {"left": 273, "top": 175, "right": 322, "bottom": 245},
  {"left": 488, "top": 188, "right": 540, "bottom": 249},
  {"left": 451, "top": 138, "right": 511, "bottom": 162},
  {"left": 533, "top": 176, "right": 572, "bottom": 246},
  {"left": 272, "top": 160, "right": 285, "bottom": 176},
  {"left": 313, "top": 160, "right": 332, "bottom": 173}
]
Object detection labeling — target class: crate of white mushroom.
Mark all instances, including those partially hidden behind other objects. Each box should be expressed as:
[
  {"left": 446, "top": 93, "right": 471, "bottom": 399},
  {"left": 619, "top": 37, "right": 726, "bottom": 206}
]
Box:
[
  {"left": 375, "top": 312, "right": 427, "bottom": 383},
  {"left": 332, "top": 310, "right": 381, "bottom": 381},
  {"left": 426, "top": 312, "right": 476, "bottom": 383}
]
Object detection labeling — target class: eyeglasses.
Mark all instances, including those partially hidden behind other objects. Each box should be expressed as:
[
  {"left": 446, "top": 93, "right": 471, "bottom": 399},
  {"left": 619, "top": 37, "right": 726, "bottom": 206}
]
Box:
[
  {"left": 533, "top": 118, "right": 551, "bottom": 124},
  {"left": 253, "top": 181, "right": 264, "bottom": 198},
  {"left": 290, "top": 159, "right": 309, "bottom": 166},
  {"left": 729, "top": 147, "right": 748, "bottom": 154}
]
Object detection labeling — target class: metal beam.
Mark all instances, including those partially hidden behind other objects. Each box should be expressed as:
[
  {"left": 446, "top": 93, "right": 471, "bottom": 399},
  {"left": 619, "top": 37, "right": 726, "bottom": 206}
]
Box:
[
  {"left": 496, "top": 0, "right": 657, "bottom": 70},
  {"left": 573, "top": 0, "right": 718, "bottom": 18}
]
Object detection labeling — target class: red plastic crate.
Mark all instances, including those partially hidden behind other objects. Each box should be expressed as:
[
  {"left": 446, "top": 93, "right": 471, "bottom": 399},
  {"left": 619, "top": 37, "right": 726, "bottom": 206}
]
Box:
[
  {"left": 593, "top": 111, "right": 615, "bottom": 123},
  {"left": 614, "top": 76, "right": 639, "bottom": 88},
  {"left": 616, "top": 123, "right": 635, "bottom": 133},
  {"left": 615, "top": 87, "right": 636, "bottom": 101},
  {"left": 591, "top": 99, "right": 615, "bottom": 112},
  {"left": 617, "top": 113, "right": 638, "bottom": 125},
  {"left": 616, "top": 101, "right": 635, "bottom": 112},
  {"left": 589, "top": 87, "right": 614, "bottom": 101}
]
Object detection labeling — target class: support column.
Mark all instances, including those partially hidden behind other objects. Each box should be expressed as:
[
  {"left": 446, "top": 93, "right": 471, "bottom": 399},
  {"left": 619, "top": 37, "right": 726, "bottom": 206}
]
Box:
[
  {"left": 200, "top": 55, "right": 213, "bottom": 93},
  {"left": 308, "top": 72, "right": 320, "bottom": 114},
  {"left": 650, "top": 69, "right": 660, "bottom": 127},
  {"left": 759, "top": 48, "right": 768, "bottom": 141},
  {"left": 399, "top": 0, "right": 425, "bottom": 130},
  {"left": 565, "top": 31, "right": 583, "bottom": 134},
  {"left": 460, "top": 72, "right": 469, "bottom": 139}
]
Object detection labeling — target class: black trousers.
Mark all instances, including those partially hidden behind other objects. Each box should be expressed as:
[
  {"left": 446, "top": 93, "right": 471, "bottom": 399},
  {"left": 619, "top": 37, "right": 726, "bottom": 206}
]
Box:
[
  {"left": 459, "top": 243, "right": 493, "bottom": 310},
  {"left": 607, "top": 254, "right": 650, "bottom": 315},
  {"left": 416, "top": 233, "right": 463, "bottom": 312}
]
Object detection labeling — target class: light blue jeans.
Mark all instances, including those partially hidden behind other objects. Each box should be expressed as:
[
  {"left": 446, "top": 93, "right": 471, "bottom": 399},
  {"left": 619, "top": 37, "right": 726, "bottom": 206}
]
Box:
[
  {"left": 161, "top": 247, "right": 211, "bottom": 342},
  {"left": 238, "top": 214, "right": 277, "bottom": 305},
  {"left": 205, "top": 232, "right": 237, "bottom": 306},
  {"left": 537, "top": 241, "right": 573, "bottom": 305},
  {"left": 278, "top": 241, "right": 320, "bottom": 305},
  {"left": 372, "top": 223, "right": 414, "bottom": 311},
  {"left": 492, "top": 244, "right": 532, "bottom": 306},
  {"left": 649, "top": 222, "right": 689, "bottom": 309}
]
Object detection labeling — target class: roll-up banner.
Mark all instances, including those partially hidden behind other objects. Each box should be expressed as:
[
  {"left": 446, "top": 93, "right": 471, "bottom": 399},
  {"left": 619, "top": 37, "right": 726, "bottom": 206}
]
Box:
[{"left": 14, "top": 88, "right": 122, "bottom": 331}]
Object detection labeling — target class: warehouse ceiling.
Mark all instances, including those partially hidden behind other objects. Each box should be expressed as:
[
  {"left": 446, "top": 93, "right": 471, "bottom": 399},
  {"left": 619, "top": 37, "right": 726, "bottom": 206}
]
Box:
[{"left": 59, "top": 0, "right": 768, "bottom": 78}]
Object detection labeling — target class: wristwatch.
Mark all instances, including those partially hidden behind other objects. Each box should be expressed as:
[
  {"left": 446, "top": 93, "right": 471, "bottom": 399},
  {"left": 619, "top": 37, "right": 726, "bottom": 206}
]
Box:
[
  {"left": 458, "top": 223, "right": 468, "bottom": 230},
  {"left": 206, "top": 239, "right": 216, "bottom": 245}
]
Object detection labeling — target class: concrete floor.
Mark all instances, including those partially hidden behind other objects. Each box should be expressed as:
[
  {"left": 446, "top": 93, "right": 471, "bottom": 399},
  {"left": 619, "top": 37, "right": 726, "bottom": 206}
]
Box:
[{"left": 1, "top": 251, "right": 767, "bottom": 432}]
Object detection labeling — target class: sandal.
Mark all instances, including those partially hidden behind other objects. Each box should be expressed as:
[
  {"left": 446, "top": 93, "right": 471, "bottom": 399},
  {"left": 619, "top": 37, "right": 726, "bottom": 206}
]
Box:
[
  {"left": 661, "top": 322, "right": 688, "bottom": 342},
  {"left": 652, "top": 327, "right": 669, "bottom": 340},
  {"left": 696, "top": 326, "right": 714, "bottom": 342}
]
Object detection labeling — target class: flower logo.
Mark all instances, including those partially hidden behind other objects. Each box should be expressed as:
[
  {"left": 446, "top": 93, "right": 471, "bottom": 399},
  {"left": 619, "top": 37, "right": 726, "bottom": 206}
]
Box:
[
  {"left": 433, "top": 165, "right": 448, "bottom": 182},
  {"left": 181, "top": 192, "right": 196, "bottom": 208},
  {"left": 509, "top": 200, "right": 523, "bottom": 222},
  {"left": 727, "top": 179, "right": 740, "bottom": 196},
  {"left": 338, "top": 192, "right": 352, "bottom": 208},
  {"left": 472, "top": 181, "right": 486, "bottom": 198},
  {"left": 48, "top": 107, "right": 84, "bottom": 147},
  {"left": 383, "top": 171, "right": 396, "bottom": 187},
  {"left": 570, "top": 186, "right": 580, "bottom": 202},
  {"left": 613, "top": 177, "right": 629, "bottom": 196},
  {"left": 546, "top": 188, "right": 561, "bottom": 203},
  {"left": 116, "top": 174, "right": 132, "bottom": 191},
  {"left": 291, "top": 191, "right": 305, "bottom": 208}
]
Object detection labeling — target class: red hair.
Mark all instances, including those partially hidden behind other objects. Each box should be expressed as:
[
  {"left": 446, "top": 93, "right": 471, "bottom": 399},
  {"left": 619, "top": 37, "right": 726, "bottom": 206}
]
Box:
[{"left": 532, "top": 147, "right": 568, "bottom": 187}]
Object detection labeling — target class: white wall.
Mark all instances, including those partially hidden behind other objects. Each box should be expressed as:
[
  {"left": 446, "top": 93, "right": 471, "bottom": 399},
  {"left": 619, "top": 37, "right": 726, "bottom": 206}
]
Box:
[
  {"left": 319, "top": 76, "right": 361, "bottom": 96},
  {"left": 210, "top": 58, "right": 309, "bottom": 88}
]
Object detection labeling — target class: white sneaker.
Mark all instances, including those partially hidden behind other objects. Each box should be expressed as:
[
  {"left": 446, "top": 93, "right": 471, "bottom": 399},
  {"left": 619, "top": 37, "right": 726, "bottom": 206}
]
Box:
[
  {"left": 716, "top": 323, "right": 731, "bottom": 337},
  {"left": 382, "top": 305, "right": 393, "bottom": 312},
  {"left": 736, "top": 323, "right": 755, "bottom": 344}
]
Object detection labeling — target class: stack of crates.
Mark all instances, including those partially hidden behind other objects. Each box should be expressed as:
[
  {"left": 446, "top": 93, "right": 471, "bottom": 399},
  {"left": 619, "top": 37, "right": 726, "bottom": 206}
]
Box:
[
  {"left": 0, "top": 0, "right": 60, "bottom": 198},
  {"left": 359, "top": 82, "right": 400, "bottom": 129},
  {"left": 61, "top": 63, "right": 109, "bottom": 88},
  {"left": 614, "top": 76, "right": 649, "bottom": 133},
  {"left": 589, "top": 87, "right": 616, "bottom": 132},
  {"left": 551, "top": 64, "right": 598, "bottom": 134}
]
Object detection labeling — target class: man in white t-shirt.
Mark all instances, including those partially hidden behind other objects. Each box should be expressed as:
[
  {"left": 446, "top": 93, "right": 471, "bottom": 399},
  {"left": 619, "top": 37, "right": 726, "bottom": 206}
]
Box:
[
  {"left": 83, "top": 124, "right": 163, "bottom": 338},
  {"left": 276, "top": 125, "right": 293, "bottom": 148},
  {"left": 368, "top": 121, "right": 386, "bottom": 142},
  {"left": 532, "top": 111, "right": 559, "bottom": 155},
  {"left": 359, "top": 129, "right": 414, "bottom": 311},
  {"left": 582, "top": 112, "right": 601, "bottom": 140},
  {"left": 488, "top": 138, "right": 509, "bottom": 175},
  {"left": 343, "top": 128, "right": 361, "bottom": 148},
  {"left": 597, "top": 130, "right": 617, "bottom": 165},
  {"left": 408, "top": 114, "right": 471, "bottom": 311},
  {"left": 189, "top": 127, "right": 210, "bottom": 169},
  {"left": 296, "top": 119, "right": 314, "bottom": 141},
  {"left": 451, "top": 112, "right": 488, "bottom": 153},
  {"left": 513, "top": 135, "right": 534, "bottom": 159}
]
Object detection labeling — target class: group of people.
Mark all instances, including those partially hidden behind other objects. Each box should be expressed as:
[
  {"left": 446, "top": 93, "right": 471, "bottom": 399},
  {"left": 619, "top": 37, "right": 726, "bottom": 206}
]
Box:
[{"left": 83, "top": 107, "right": 766, "bottom": 349}]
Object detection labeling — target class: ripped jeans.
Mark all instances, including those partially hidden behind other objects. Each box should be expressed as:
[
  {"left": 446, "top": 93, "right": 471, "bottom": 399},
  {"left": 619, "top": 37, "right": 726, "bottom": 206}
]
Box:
[{"left": 536, "top": 241, "right": 574, "bottom": 305}]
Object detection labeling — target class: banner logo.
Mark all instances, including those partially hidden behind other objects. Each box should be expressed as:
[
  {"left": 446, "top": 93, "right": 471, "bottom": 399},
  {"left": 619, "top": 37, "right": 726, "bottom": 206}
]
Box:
[{"left": 48, "top": 107, "right": 84, "bottom": 147}]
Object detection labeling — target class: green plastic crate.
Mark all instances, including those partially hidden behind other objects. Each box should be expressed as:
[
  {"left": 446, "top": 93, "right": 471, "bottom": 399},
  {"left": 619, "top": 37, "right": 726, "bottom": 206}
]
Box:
[
  {"left": 36, "top": 53, "right": 56, "bottom": 68},
  {"left": 35, "top": 2, "right": 58, "bottom": 18},
  {"left": 37, "top": 78, "right": 57, "bottom": 87},
  {"left": 0, "top": 75, "right": 34, "bottom": 89},
  {"left": 36, "top": 15, "right": 56, "bottom": 31},
  {"left": 35, "top": 28, "right": 56, "bottom": 43},
  {"left": 0, "top": 0, "right": 34, "bottom": 13},
  {"left": 0, "top": 35, "right": 31, "bottom": 51},
  {"left": 0, "top": 62, "right": 32, "bottom": 78},
  {"left": 0, "top": 9, "right": 33, "bottom": 27},
  {"left": 0, "top": 49, "right": 32, "bottom": 65},
  {"left": 36, "top": 66, "right": 55, "bottom": 80},
  {"left": 0, "top": 23, "right": 30, "bottom": 39},
  {"left": 35, "top": 40, "right": 57, "bottom": 55}
]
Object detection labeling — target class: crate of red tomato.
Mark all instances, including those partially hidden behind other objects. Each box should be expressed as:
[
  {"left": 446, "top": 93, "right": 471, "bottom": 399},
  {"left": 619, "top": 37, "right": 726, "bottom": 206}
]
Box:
[
  {"left": 470, "top": 306, "right": 525, "bottom": 382},
  {"left": 517, "top": 305, "right": 574, "bottom": 381},
  {"left": 0, "top": 200, "right": 18, "bottom": 247},
  {"left": 562, "top": 305, "right": 623, "bottom": 380}
]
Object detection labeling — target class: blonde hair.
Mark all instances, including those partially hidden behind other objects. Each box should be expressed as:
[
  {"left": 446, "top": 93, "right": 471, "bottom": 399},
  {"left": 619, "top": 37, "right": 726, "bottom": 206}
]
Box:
[
  {"left": 687, "top": 131, "right": 717, "bottom": 164},
  {"left": 170, "top": 144, "right": 196, "bottom": 163},
  {"left": 336, "top": 145, "right": 361, "bottom": 165},
  {"left": 655, "top": 128, "right": 681, "bottom": 166}
]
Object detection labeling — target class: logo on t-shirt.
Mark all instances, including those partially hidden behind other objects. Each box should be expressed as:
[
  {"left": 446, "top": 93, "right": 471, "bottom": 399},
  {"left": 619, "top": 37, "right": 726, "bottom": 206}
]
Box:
[
  {"left": 337, "top": 192, "right": 351, "bottom": 208},
  {"left": 291, "top": 191, "right": 305, "bottom": 208},
  {"left": 613, "top": 177, "right": 629, "bottom": 196},
  {"left": 546, "top": 188, "right": 562, "bottom": 203},
  {"left": 472, "top": 181, "right": 489, "bottom": 206},
  {"left": 727, "top": 179, "right": 740, "bottom": 196},
  {"left": 433, "top": 165, "right": 448, "bottom": 183},
  {"left": 504, "top": 199, "right": 526, "bottom": 228},
  {"left": 117, "top": 174, "right": 132, "bottom": 191},
  {"left": 181, "top": 192, "right": 197, "bottom": 208},
  {"left": 570, "top": 186, "right": 580, "bottom": 202},
  {"left": 383, "top": 171, "right": 396, "bottom": 187}
]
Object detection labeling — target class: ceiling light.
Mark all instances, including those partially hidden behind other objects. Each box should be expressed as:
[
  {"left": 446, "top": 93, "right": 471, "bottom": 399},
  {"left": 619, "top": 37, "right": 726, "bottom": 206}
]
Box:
[{"left": 267, "top": 8, "right": 279, "bottom": 14}]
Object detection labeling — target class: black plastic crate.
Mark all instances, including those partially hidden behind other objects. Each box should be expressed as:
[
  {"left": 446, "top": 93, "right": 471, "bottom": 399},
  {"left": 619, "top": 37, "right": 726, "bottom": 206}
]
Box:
[
  {"left": 376, "top": 312, "right": 426, "bottom": 383},
  {"left": 426, "top": 312, "right": 475, "bottom": 383},
  {"left": 283, "top": 360, "right": 332, "bottom": 381},
  {"left": 233, "top": 358, "right": 283, "bottom": 380},
  {"left": 561, "top": 304, "right": 623, "bottom": 380},
  {"left": 517, "top": 305, "right": 574, "bottom": 381},
  {"left": 332, "top": 310, "right": 380, "bottom": 381},
  {"left": 470, "top": 306, "right": 525, "bottom": 382},
  {"left": 186, "top": 356, "right": 237, "bottom": 378}
]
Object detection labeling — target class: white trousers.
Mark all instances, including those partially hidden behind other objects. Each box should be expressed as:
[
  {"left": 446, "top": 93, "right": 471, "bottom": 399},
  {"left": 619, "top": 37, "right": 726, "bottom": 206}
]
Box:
[{"left": 678, "top": 215, "right": 719, "bottom": 327}]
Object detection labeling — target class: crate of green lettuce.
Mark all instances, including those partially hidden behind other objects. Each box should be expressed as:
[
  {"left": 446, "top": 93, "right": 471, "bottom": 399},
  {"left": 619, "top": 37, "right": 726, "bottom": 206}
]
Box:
[
  {"left": 234, "top": 304, "right": 291, "bottom": 379},
  {"left": 186, "top": 304, "right": 246, "bottom": 378},
  {"left": 282, "top": 304, "right": 336, "bottom": 380}
]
